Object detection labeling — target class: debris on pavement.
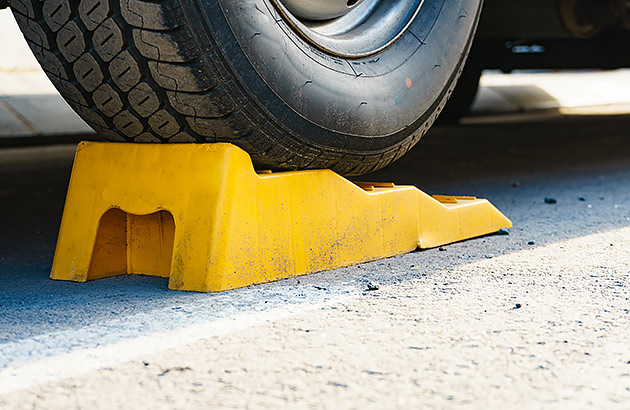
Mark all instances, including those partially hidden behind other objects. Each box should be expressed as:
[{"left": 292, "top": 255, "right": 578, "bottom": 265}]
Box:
[
  {"left": 497, "top": 227, "right": 510, "bottom": 235},
  {"left": 544, "top": 197, "right": 557, "bottom": 204},
  {"left": 366, "top": 281, "right": 380, "bottom": 291},
  {"left": 159, "top": 366, "right": 192, "bottom": 375}
]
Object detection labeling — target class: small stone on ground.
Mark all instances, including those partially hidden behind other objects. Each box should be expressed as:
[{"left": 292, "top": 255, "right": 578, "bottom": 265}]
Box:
[{"left": 366, "top": 281, "right": 380, "bottom": 291}]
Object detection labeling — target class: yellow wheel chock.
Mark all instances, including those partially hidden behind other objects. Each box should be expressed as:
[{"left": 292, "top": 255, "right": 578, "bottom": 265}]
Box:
[{"left": 51, "top": 142, "right": 512, "bottom": 292}]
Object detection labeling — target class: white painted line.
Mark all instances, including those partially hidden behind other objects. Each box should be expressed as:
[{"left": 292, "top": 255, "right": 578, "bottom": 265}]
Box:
[{"left": 0, "top": 298, "right": 346, "bottom": 395}]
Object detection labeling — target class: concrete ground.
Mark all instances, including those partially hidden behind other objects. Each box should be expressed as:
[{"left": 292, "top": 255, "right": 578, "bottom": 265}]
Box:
[{"left": 1, "top": 107, "right": 629, "bottom": 408}]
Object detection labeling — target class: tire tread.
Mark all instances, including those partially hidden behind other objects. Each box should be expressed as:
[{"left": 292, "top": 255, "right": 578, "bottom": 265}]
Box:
[{"left": 10, "top": 0, "right": 479, "bottom": 174}]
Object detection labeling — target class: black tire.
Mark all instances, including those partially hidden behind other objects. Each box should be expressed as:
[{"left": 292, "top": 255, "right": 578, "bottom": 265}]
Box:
[{"left": 12, "top": 0, "right": 483, "bottom": 175}]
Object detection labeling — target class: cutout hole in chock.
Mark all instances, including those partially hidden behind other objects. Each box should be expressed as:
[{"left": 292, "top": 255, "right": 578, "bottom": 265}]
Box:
[{"left": 87, "top": 209, "right": 175, "bottom": 280}]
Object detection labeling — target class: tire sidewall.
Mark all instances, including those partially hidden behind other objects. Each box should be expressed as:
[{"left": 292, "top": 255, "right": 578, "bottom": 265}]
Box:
[{"left": 202, "top": 0, "right": 482, "bottom": 152}]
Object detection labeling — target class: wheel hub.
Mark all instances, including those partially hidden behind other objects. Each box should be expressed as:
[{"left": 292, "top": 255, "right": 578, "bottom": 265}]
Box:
[{"left": 281, "top": 0, "right": 365, "bottom": 20}]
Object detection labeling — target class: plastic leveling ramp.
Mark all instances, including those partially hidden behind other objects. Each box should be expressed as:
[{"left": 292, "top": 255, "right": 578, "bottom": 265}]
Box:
[{"left": 51, "top": 142, "right": 512, "bottom": 292}]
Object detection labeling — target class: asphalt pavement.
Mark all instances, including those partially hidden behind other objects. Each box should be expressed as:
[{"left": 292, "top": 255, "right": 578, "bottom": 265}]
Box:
[{"left": 0, "top": 106, "right": 629, "bottom": 408}]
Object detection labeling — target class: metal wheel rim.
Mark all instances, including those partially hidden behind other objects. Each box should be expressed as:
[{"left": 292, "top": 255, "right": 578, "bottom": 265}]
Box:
[{"left": 272, "top": 0, "right": 425, "bottom": 58}]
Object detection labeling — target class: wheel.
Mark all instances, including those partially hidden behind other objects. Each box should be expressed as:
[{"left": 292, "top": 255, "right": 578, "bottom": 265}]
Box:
[
  {"left": 11, "top": 0, "right": 483, "bottom": 175},
  {"left": 436, "top": 55, "right": 482, "bottom": 124}
]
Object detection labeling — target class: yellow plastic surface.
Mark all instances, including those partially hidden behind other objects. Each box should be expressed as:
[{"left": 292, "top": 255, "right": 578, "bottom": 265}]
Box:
[{"left": 51, "top": 142, "right": 512, "bottom": 292}]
